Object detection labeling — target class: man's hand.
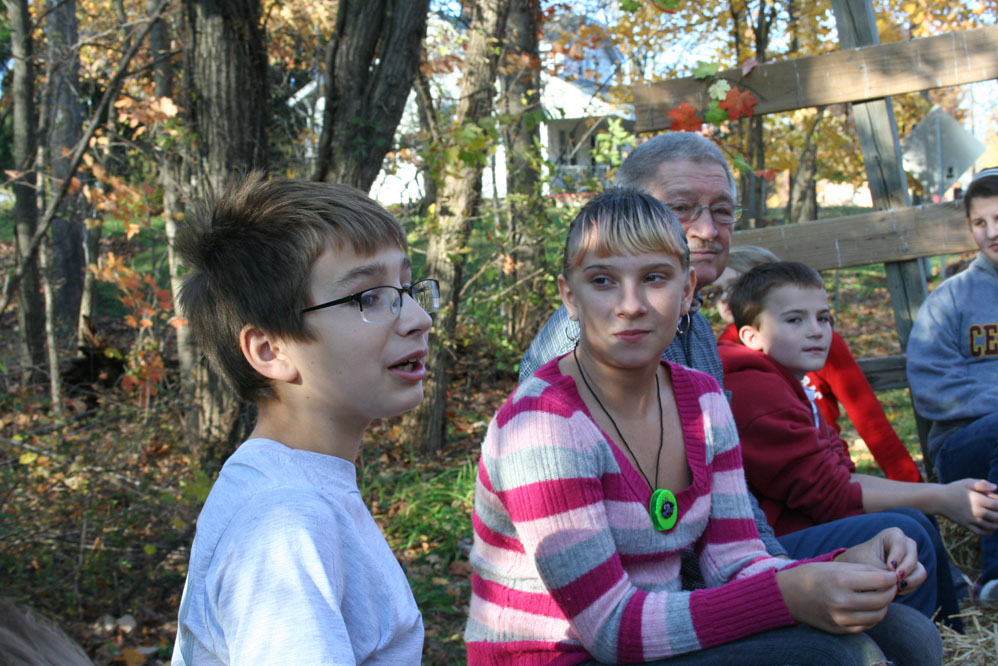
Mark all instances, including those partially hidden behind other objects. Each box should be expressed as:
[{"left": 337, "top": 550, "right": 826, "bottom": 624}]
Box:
[
  {"left": 834, "top": 527, "right": 927, "bottom": 596},
  {"left": 776, "top": 561, "right": 897, "bottom": 634},
  {"left": 940, "top": 479, "right": 998, "bottom": 535}
]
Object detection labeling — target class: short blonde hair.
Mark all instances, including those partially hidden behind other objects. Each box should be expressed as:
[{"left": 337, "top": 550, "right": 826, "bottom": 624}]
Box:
[{"left": 562, "top": 187, "right": 689, "bottom": 275}]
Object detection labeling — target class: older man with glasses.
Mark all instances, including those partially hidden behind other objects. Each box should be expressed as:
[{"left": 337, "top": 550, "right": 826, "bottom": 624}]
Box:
[{"left": 518, "top": 131, "right": 962, "bottom": 630}]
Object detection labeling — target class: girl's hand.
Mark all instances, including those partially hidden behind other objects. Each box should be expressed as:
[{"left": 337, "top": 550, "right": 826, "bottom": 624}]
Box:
[
  {"left": 834, "top": 527, "right": 926, "bottom": 596},
  {"left": 941, "top": 479, "right": 998, "bottom": 535},
  {"left": 777, "top": 562, "right": 897, "bottom": 633}
]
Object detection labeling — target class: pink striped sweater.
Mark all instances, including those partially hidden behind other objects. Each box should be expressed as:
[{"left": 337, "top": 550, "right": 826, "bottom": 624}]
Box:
[{"left": 465, "top": 357, "right": 838, "bottom": 665}]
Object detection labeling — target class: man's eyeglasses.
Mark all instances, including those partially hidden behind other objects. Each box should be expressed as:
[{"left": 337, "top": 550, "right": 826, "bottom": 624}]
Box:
[
  {"left": 665, "top": 199, "right": 742, "bottom": 227},
  {"left": 302, "top": 278, "right": 440, "bottom": 324}
]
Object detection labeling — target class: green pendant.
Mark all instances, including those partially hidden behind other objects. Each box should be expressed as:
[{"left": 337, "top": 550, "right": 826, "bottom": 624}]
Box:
[{"left": 649, "top": 488, "right": 678, "bottom": 531}]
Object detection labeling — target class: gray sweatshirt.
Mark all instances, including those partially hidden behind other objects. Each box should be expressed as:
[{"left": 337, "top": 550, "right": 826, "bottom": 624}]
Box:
[{"left": 907, "top": 253, "right": 998, "bottom": 458}]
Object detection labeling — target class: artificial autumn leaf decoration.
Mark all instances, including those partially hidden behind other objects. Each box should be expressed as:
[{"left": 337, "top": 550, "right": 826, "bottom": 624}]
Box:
[
  {"left": 707, "top": 79, "right": 731, "bottom": 101},
  {"left": 718, "top": 86, "right": 757, "bottom": 121},
  {"left": 667, "top": 102, "right": 703, "bottom": 132},
  {"left": 692, "top": 60, "right": 720, "bottom": 80},
  {"left": 703, "top": 102, "right": 729, "bottom": 125}
]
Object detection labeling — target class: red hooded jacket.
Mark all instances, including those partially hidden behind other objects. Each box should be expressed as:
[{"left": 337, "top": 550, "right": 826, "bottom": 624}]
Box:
[
  {"left": 719, "top": 324, "right": 921, "bottom": 483},
  {"left": 718, "top": 337, "right": 866, "bottom": 536}
]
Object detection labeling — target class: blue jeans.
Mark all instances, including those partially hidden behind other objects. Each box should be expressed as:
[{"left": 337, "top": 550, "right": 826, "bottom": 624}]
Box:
[
  {"left": 586, "top": 603, "right": 941, "bottom": 665},
  {"left": 777, "top": 509, "right": 961, "bottom": 631},
  {"left": 935, "top": 411, "right": 998, "bottom": 584}
]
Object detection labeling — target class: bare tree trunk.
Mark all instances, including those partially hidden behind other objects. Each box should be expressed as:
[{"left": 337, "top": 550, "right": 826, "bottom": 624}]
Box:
[
  {"left": 400, "top": 0, "right": 512, "bottom": 454},
  {"left": 6, "top": 0, "right": 46, "bottom": 386},
  {"left": 38, "top": 232, "right": 65, "bottom": 418},
  {"left": 413, "top": 67, "right": 440, "bottom": 216},
  {"left": 500, "top": 0, "right": 546, "bottom": 348},
  {"left": 787, "top": 109, "right": 824, "bottom": 224},
  {"left": 149, "top": 0, "right": 197, "bottom": 440},
  {"left": 77, "top": 222, "right": 100, "bottom": 350},
  {"left": 185, "top": 0, "right": 267, "bottom": 192},
  {"left": 183, "top": 0, "right": 267, "bottom": 462},
  {"left": 745, "top": 1, "right": 777, "bottom": 226},
  {"left": 313, "top": 0, "right": 431, "bottom": 191},
  {"left": 163, "top": 156, "right": 198, "bottom": 440},
  {"left": 46, "top": 0, "right": 87, "bottom": 331},
  {"left": 746, "top": 116, "right": 766, "bottom": 225}
]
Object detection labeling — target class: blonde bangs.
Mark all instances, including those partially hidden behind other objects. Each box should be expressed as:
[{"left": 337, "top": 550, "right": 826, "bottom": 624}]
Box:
[{"left": 563, "top": 188, "right": 689, "bottom": 274}]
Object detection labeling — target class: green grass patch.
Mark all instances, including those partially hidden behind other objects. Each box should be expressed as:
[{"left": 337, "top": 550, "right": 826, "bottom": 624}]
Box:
[
  {"left": 362, "top": 456, "right": 476, "bottom": 564},
  {"left": 359, "top": 453, "right": 477, "bottom": 662}
]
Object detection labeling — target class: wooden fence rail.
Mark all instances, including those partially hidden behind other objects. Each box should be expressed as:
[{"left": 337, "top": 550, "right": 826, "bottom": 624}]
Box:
[
  {"left": 634, "top": 25, "right": 998, "bottom": 132},
  {"left": 731, "top": 201, "right": 976, "bottom": 271}
]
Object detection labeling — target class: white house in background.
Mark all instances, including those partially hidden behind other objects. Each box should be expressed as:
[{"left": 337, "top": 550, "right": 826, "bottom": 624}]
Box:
[{"left": 290, "top": 13, "right": 634, "bottom": 207}]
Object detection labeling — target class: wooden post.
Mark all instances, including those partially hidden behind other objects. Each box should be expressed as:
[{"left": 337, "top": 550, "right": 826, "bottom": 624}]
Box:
[{"left": 831, "top": 0, "right": 934, "bottom": 468}]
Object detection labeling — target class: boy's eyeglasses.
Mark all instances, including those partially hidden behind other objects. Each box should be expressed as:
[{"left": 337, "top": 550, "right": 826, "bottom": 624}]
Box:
[
  {"left": 664, "top": 199, "right": 742, "bottom": 227},
  {"left": 302, "top": 278, "right": 440, "bottom": 324}
]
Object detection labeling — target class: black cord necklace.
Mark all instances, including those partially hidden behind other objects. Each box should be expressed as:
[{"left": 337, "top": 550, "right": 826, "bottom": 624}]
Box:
[{"left": 573, "top": 345, "right": 678, "bottom": 531}]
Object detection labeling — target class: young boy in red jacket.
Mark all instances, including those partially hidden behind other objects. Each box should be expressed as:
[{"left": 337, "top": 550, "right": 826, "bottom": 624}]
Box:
[
  {"left": 718, "top": 261, "right": 998, "bottom": 538},
  {"left": 713, "top": 245, "right": 922, "bottom": 482}
]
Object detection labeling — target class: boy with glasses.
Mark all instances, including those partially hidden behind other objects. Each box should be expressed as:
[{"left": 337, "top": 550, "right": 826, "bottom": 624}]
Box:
[{"left": 171, "top": 174, "right": 439, "bottom": 665}]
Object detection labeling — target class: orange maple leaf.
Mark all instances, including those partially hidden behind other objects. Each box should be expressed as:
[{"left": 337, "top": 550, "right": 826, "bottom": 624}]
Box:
[
  {"left": 755, "top": 168, "right": 779, "bottom": 181},
  {"left": 718, "top": 87, "right": 757, "bottom": 121},
  {"left": 667, "top": 102, "right": 703, "bottom": 132}
]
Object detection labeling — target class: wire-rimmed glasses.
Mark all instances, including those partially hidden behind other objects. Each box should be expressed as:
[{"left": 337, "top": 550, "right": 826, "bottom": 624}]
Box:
[
  {"left": 664, "top": 199, "right": 743, "bottom": 227},
  {"left": 302, "top": 278, "right": 440, "bottom": 324}
]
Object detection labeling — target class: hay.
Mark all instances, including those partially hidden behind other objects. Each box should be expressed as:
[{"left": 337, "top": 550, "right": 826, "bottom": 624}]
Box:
[
  {"left": 935, "top": 516, "right": 998, "bottom": 664},
  {"left": 939, "top": 517, "right": 983, "bottom": 583},
  {"left": 940, "top": 607, "right": 998, "bottom": 665}
]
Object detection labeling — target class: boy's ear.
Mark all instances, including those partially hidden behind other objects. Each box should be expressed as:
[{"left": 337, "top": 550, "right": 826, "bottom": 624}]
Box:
[
  {"left": 557, "top": 274, "right": 579, "bottom": 321},
  {"left": 239, "top": 324, "right": 299, "bottom": 383},
  {"left": 738, "top": 323, "right": 766, "bottom": 351}
]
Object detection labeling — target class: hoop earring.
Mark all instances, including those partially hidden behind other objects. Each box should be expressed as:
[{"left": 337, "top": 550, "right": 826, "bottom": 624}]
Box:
[{"left": 677, "top": 313, "right": 691, "bottom": 335}]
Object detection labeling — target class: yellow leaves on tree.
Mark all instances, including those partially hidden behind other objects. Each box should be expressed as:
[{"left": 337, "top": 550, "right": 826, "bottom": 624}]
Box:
[
  {"left": 266, "top": 0, "right": 336, "bottom": 73},
  {"left": 878, "top": 0, "right": 987, "bottom": 40},
  {"left": 114, "top": 96, "right": 180, "bottom": 141},
  {"left": 79, "top": 152, "right": 154, "bottom": 237}
]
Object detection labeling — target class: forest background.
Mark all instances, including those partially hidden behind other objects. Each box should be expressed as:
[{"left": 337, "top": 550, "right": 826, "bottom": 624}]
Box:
[{"left": 2, "top": 0, "right": 997, "bottom": 663}]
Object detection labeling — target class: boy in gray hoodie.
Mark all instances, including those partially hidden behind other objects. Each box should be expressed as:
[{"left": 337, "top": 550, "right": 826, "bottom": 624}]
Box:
[{"left": 908, "top": 167, "right": 998, "bottom": 601}]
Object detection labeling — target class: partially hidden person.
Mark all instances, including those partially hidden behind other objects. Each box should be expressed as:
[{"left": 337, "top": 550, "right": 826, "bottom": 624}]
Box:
[
  {"left": 0, "top": 598, "right": 94, "bottom": 666},
  {"left": 466, "top": 188, "right": 941, "bottom": 665},
  {"left": 171, "top": 174, "right": 439, "bottom": 665},
  {"left": 908, "top": 167, "right": 998, "bottom": 602}
]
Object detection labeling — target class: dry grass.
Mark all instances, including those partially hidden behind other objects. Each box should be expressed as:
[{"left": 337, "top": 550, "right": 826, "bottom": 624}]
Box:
[
  {"left": 937, "top": 519, "right": 998, "bottom": 664},
  {"left": 850, "top": 438, "right": 998, "bottom": 664},
  {"left": 940, "top": 607, "right": 998, "bottom": 665}
]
